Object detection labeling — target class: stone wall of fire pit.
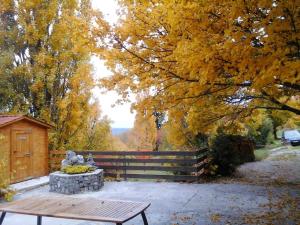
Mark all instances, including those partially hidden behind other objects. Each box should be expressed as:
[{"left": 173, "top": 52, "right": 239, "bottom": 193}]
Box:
[{"left": 49, "top": 169, "right": 104, "bottom": 194}]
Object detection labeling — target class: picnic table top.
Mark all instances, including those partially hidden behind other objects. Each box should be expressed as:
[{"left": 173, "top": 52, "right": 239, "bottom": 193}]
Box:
[{"left": 0, "top": 196, "right": 150, "bottom": 223}]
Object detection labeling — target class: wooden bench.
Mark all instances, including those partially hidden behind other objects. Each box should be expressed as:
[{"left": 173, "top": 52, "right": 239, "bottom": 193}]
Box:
[{"left": 0, "top": 196, "right": 150, "bottom": 225}]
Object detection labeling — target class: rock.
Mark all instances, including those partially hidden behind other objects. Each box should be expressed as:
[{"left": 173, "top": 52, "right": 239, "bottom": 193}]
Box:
[
  {"left": 86, "top": 153, "right": 97, "bottom": 167},
  {"left": 77, "top": 155, "right": 85, "bottom": 164},
  {"left": 60, "top": 151, "right": 97, "bottom": 170}
]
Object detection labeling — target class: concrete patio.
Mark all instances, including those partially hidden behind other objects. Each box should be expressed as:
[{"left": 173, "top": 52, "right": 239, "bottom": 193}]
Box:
[{"left": 1, "top": 181, "right": 299, "bottom": 225}]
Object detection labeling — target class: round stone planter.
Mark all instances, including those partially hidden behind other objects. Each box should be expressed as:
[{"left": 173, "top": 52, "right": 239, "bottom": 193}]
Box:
[{"left": 49, "top": 169, "right": 104, "bottom": 194}]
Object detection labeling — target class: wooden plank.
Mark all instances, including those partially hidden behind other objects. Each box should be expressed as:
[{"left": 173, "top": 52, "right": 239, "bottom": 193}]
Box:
[
  {"left": 196, "top": 162, "right": 207, "bottom": 172},
  {"left": 49, "top": 156, "right": 209, "bottom": 168},
  {"left": 49, "top": 164, "right": 60, "bottom": 168},
  {"left": 197, "top": 154, "right": 208, "bottom": 163},
  {"left": 104, "top": 173, "right": 198, "bottom": 181},
  {"left": 76, "top": 149, "right": 208, "bottom": 156},
  {"left": 49, "top": 158, "right": 64, "bottom": 163},
  {"left": 50, "top": 153, "right": 208, "bottom": 164},
  {"left": 94, "top": 158, "right": 198, "bottom": 164},
  {"left": 49, "top": 164, "right": 205, "bottom": 175},
  {"left": 49, "top": 151, "right": 66, "bottom": 157},
  {"left": 97, "top": 165, "right": 198, "bottom": 172},
  {"left": 49, "top": 165, "right": 59, "bottom": 168}
]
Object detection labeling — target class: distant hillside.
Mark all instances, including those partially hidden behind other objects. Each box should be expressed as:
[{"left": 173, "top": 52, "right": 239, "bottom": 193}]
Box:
[{"left": 112, "top": 128, "right": 130, "bottom": 136}]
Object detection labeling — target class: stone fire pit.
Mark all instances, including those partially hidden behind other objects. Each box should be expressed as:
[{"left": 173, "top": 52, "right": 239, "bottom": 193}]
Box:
[
  {"left": 49, "top": 169, "right": 104, "bottom": 194},
  {"left": 49, "top": 150, "right": 104, "bottom": 194}
]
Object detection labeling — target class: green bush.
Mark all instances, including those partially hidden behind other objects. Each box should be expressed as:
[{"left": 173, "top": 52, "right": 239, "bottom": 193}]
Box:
[
  {"left": 209, "top": 134, "right": 255, "bottom": 176},
  {"left": 248, "top": 117, "right": 274, "bottom": 146},
  {"left": 61, "top": 165, "right": 95, "bottom": 174}
]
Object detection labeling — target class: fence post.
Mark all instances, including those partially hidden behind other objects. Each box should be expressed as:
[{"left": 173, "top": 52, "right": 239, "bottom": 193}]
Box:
[
  {"left": 195, "top": 149, "right": 201, "bottom": 182},
  {"left": 123, "top": 153, "right": 127, "bottom": 181}
]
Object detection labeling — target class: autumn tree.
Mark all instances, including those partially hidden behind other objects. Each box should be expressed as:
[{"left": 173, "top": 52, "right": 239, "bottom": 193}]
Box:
[
  {"left": 100, "top": 0, "right": 300, "bottom": 136},
  {"left": 153, "top": 110, "right": 165, "bottom": 151},
  {"left": 132, "top": 110, "right": 157, "bottom": 150},
  {"left": 268, "top": 111, "right": 291, "bottom": 139},
  {"left": 0, "top": 2, "right": 18, "bottom": 110},
  {"left": 0, "top": 0, "right": 109, "bottom": 149},
  {"left": 118, "top": 110, "right": 156, "bottom": 150},
  {"left": 67, "top": 101, "right": 113, "bottom": 150},
  {"left": 111, "top": 135, "right": 129, "bottom": 151}
]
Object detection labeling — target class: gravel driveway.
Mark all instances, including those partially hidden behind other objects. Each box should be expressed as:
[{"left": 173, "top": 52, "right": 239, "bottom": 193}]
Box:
[{"left": 236, "top": 146, "right": 300, "bottom": 184}]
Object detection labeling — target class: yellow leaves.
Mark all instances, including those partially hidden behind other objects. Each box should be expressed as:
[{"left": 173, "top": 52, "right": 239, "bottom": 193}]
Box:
[
  {"left": 31, "top": 80, "right": 43, "bottom": 92},
  {"left": 66, "top": 100, "right": 113, "bottom": 151},
  {"left": 0, "top": 138, "right": 15, "bottom": 201},
  {"left": 130, "top": 110, "right": 157, "bottom": 150},
  {"left": 165, "top": 120, "right": 188, "bottom": 148},
  {"left": 0, "top": 1, "right": 13, "bottom": 13},
  {"left": 0, "top": 0, "right": 110, "bottom": 150},
  {"left": 62, "top": 0, "right": 78, "bottom": 11},
  {"left": 100, "top": 0, "right": 300, "bottom": 139},
  {"left": 210, "top": 213, "right": 221, "bottom": 223}
]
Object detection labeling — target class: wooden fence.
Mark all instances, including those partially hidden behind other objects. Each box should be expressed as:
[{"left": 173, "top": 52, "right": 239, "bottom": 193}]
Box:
[{"left": 50, "top": 148, "right": 210, "bottom": 182}]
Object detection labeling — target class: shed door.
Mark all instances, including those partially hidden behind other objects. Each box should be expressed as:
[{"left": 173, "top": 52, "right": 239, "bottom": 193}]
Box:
[{"left": 11, "top": 130, "right": 32, "bottom": 183}]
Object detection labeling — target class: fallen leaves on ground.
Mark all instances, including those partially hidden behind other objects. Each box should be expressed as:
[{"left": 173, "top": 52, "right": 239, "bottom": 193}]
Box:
[
  {"left": 242, "top": 190, "right": 300, "bottom": 225},
  {"left": 210, "top": 213, "right": 221, "bottom": 223}
]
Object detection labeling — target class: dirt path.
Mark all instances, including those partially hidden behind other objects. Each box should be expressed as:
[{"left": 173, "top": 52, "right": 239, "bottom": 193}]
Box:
[{"left": 236, "top": 146, "right": 300, "bottom": 185}]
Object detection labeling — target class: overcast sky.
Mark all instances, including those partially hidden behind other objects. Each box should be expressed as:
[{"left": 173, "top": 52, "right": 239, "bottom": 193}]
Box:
[{"left": 91, "top": 0, "right": 135, "bottom": 128}]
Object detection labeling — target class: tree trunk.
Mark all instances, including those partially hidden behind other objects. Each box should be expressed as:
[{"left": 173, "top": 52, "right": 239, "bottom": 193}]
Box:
[{"left": 273, "top": 128, "right": 279, "bottom": 140}]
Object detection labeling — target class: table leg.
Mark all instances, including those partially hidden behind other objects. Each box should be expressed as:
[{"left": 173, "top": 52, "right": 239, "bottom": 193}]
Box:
[
  {"left": 37, "top": 216, "right": 42, "bottom": 225},
  {"left": 0, "top": 212, "right": 6, "bottom": 225},
  {"left": 141, "top": 211, "right": 148, "bottom": 225}
]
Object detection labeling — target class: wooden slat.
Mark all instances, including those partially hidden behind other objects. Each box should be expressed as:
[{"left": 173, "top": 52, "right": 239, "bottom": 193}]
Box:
[
  {"left": 50, "top": 155, "right": 207, "bottom": 164},
  {"left": 93, "top": 158, "right": 198, "bottom": 164},
  {"left": 50, "top": 154, "right": 208, "bottom": 164},
  {"left": 97, "top": 165, "right": 198, "bottom": 172},
  {"left": 105, "top": 173, "right": 198, "bottom": 181},
  {"left": 196, "top": 162, "right": 207, "bottom": 172},
  {"left": 49, "top": 158, "right": 64, "bottom": 163},
  {"left": 197, "top": 154, "right": 208, "bottom": 163},
  {"left": 50, "top": 150, "right": 65, "bottom": 155},
  {"left": 49, "top": 164, "right": 206, "bottom": 173},
  {"left": 76, "top": 149, "right": 208, "bottom": 156}
]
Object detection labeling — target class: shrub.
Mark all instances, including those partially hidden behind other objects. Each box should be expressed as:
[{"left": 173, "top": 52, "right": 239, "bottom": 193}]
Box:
[
  {"left": 209, "top": 134, "right": 255, "bottom": 176},
  {"left": 0, "top": 160, "right": 15, "bottom": 201},
  {"left": 61, "top": 165, "right": 95, "bottom": 174},
  {"left": 248, "top": 117, "right": 274, "bottom": 146},
  {"left": 0, "top": 188, "right": 15, "bottom": 202}
]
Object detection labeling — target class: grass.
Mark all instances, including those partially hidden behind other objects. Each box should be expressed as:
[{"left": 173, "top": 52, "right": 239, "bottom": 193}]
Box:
[
  {"left": 288, "top": 145, "right": 300, "bottom": 151},
  {"left": 254, "top": 140, "right": 282, "bottom": 161},
  {"left": 254, "top": 149, "right": 270, "bottom": 161},
  {"left": 254, "top": 140, "right": 300, "bottom": 161}
]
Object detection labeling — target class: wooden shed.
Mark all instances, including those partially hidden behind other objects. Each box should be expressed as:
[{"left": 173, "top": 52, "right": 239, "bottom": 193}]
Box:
[{"left": 0, "top": 115, "right": 53, "bottom": 184}]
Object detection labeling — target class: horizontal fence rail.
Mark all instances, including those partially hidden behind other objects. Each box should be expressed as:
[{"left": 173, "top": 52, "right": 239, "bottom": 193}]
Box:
[{"left": 49, "top": 148, "right": 210, "bottom": 182}]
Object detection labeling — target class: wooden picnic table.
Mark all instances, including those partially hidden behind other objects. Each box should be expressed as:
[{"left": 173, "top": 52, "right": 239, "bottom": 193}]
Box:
[{"left": 0, "top": 196, "right": 150, "bottom": 225}]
